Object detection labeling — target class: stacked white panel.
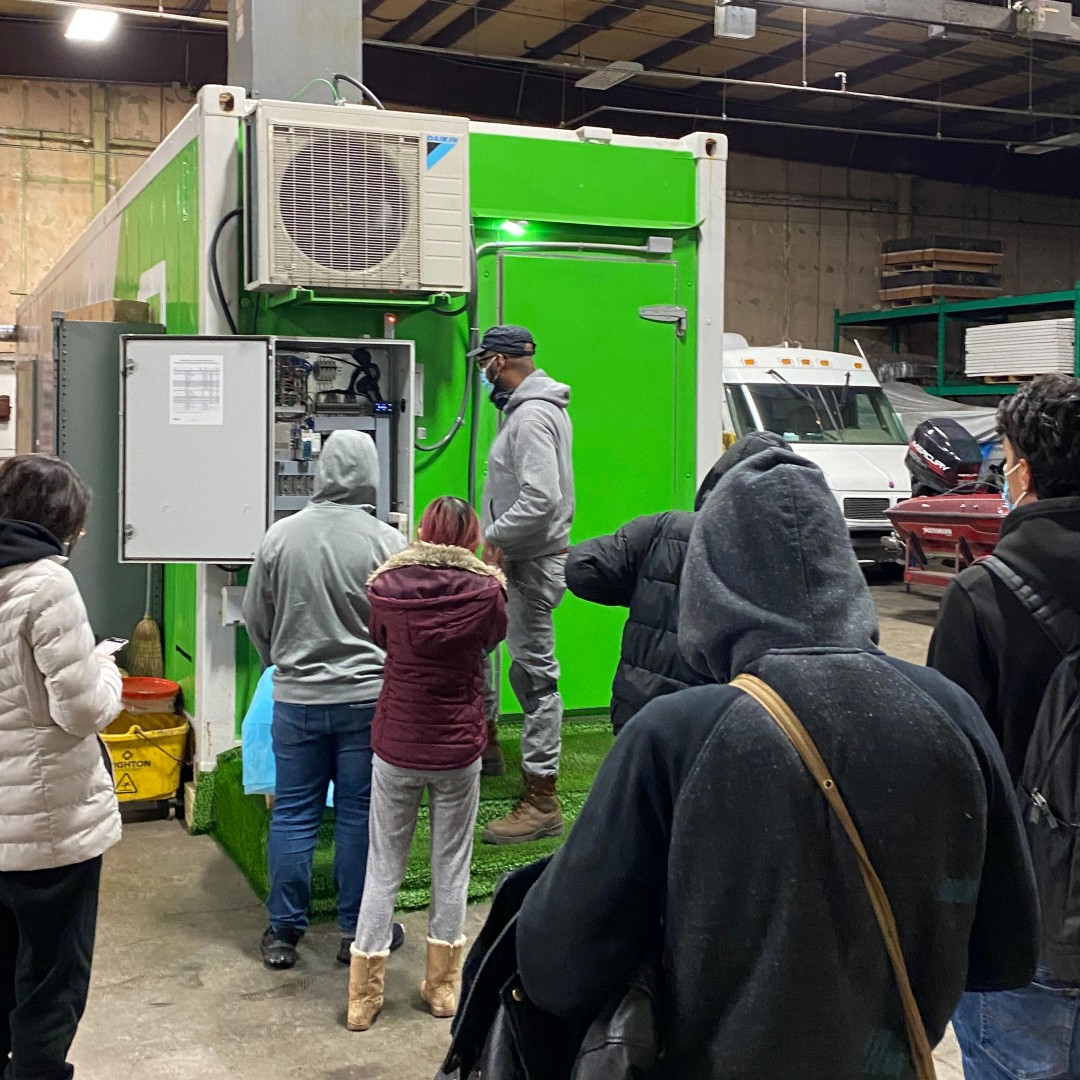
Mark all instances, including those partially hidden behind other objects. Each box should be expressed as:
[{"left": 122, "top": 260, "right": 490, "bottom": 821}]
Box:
[{"left": 965, "top": 318, "right": 1075, "bottom": 377}]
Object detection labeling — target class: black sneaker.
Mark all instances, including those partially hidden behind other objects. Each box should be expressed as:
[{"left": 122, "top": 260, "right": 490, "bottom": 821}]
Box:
[
  {"left": 261, "top": 926, "right": 301, "bottom": 970},
  {"left": 337, "top": 922, "right": 405, "bottom": 965}
]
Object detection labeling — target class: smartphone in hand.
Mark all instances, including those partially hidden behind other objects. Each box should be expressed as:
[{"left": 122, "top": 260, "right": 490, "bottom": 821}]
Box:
[{"left": 94, "top": 637, "right": 128, "bottom": 659}]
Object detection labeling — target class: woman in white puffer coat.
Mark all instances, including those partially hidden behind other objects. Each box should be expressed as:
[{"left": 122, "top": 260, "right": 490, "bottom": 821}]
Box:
[{"left": 0, "top": 454, "right": 122, "bottom": 1079}]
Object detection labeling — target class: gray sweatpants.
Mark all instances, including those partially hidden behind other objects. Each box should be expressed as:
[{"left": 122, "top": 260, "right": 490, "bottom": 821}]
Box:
[
  {"left": 483, "top": 553, "right": 567, "bottom": 778},
  {"left": 353, "top": 756, "right": 481, "bottom": 953}
]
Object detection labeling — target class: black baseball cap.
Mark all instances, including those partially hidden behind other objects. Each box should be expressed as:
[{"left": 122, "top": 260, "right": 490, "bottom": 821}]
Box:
[{"left": 467, "top": 325, "right": 536, "bottom": 359}]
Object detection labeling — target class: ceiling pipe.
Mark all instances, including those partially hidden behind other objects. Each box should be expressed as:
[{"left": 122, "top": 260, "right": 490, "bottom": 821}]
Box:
[
  {"left": 8, "top": 5, "right": 1075, "bottom": 130},
  {"left": 368, "top": 39, "right": 1080, "bottom": 127},
  {"left": 13, "top": 0, "right": 223, "bottom": 26},
  {"left": 562, "top": 105, "right": 1029, "bottom": 148}
]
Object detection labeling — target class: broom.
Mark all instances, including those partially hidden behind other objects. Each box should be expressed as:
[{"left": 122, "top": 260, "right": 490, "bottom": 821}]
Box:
[{"left": 128, "top": 567, "right": 164, "bottom": 679}]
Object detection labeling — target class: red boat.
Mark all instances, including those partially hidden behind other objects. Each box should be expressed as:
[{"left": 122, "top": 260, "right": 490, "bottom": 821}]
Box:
[{"left": 885, "top": 493, "right": 1007, "bottom": 588}]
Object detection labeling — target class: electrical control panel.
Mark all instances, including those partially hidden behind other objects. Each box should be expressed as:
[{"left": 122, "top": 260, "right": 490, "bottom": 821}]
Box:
[{"left": 120, "top": 335, "right": 414, "bottom": 563}]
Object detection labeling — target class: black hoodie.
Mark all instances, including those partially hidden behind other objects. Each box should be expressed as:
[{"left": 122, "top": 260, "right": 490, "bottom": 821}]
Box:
[
  {"left": 0, "top": 520, "right": 63, "bottom": 570},
  {"left": 929, "top": 496, "right": 1080, "bottom": 782},
  {"left": 519, "top": 448, "right": 1037, "bottom": 1080},
  {"left": 565, "top": 432, "right": 788, "bottom": 733}
]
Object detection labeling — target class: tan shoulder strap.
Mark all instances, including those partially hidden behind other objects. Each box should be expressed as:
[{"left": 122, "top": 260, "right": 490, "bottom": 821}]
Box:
[{"left": 731, "top": 673, "right": 937, "bottom": 1080}]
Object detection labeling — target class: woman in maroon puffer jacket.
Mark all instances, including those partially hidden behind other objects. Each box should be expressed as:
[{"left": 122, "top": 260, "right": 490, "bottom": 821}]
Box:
[{"left": 348, "top": 497, "right": 507, "bottom": 1033}]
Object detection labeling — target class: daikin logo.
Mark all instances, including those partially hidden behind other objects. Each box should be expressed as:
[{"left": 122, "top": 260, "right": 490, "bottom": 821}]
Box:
[{"left": 426, "top": 135, "right": 459, "bottom": 169}]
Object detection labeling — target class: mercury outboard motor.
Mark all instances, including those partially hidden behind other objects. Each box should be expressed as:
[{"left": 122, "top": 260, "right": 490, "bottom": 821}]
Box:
[{"left": 905, "top": 417, "right": 983, "bottom": 497}]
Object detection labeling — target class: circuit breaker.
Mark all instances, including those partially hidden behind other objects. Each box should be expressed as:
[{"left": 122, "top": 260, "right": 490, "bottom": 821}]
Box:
[{"left": 120, "top": 335, "right": 415, "bottom": 563}]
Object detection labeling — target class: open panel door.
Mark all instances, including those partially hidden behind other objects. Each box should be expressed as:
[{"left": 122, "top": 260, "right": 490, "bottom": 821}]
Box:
[
  {"left": 121, "top": 335, "right": 273, "bottom": 563},
  {"left": 54, "top": 317, "right": 164, "bottom": 639}
]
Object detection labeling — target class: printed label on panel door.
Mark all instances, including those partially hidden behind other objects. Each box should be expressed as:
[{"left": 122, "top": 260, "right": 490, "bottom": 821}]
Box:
[{"left": 170, "top": 355, "right": 224, "bottom": 425}]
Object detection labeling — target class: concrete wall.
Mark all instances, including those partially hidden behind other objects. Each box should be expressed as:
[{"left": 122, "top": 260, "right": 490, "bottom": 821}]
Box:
[
  {"left": 3, "top": 76, "right": 1079, "bottom": 361},
  {"left": 0, "top": 78, "right": 195, "bottom": 349},
  {"left": 727, "top": 156, "right": 1080, "bottom": 352}
]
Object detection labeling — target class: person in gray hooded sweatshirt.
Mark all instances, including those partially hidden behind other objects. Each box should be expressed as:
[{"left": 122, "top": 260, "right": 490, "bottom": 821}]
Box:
[
  {"left": 471, "top": 325, "right": 574, "bottom": 845},
  {"left": 518, "top": 446, "right": 1037, "bottom": 1079},
  {"left": 243, "top": 431, "right": 407, "bottom": 971}
]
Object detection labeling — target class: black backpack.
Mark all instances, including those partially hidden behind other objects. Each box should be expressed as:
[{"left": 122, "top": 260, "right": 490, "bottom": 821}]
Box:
[{"left": 984, "top": 555, "right": 1080, "bottom": 981}]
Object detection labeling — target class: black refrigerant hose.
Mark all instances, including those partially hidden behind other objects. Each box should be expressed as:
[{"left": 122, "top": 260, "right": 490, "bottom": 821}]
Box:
[
  {"left": 332, "top": 73, "right": 385, "bottom": 110},
  {"left": 210, "top": 207, "right": 243, "bottom": 336}
]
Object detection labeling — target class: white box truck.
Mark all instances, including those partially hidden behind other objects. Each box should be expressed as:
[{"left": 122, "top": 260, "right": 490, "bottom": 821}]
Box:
[{"left": 721, "top": 336, "right": 911, "bottom": 564}]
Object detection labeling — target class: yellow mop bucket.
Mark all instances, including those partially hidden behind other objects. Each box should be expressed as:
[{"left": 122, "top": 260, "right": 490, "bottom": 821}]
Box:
[{"left": 102, "top": 678, "right": 188, "bottom": 802}]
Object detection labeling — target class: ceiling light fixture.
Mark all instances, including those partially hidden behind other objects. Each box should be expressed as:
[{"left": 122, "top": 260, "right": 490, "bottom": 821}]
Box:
[
  {"left": 65, "top": 7, "right": 120, "bottom": 41},
  {"left": 715, "top": 1, "right": 757, "bottom": 40},
  {"left": 1013, "top": 132, "right": 1080, "bottom": 155},
  {"left": 575, "top": 61, "right": 643, "bottom": 91}
]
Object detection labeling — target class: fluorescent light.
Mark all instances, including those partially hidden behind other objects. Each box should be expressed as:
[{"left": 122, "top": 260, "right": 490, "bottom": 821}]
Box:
[
  {"left": 1013, "top": 132, "right": 1080, "bottom": 155},
  {"left": 715, "top": 2, "right": 757, "bottom": 39},
  {"left": 499, "top": 220, "right": 529, "bottom": 237},
  {"left": 575, "top": 61, "right": 643, "bottom": 91},
  {"left": 65, "top": 7, "right": 119, "bottom": 42}
]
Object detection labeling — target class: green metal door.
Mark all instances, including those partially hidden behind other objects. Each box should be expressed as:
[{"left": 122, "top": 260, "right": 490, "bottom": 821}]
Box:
[{"left": 498, "top": 252, "right": 683, "bottom": 715}]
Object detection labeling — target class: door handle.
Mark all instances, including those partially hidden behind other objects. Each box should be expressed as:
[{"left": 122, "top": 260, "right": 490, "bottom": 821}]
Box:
[{"left": 639, "top": 304, "right": 687, "bottom": 338}]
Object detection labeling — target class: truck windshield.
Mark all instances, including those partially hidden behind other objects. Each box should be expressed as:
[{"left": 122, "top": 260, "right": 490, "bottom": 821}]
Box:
[{"left": 728, "top": 381, "right": 907, "bottom": 446}]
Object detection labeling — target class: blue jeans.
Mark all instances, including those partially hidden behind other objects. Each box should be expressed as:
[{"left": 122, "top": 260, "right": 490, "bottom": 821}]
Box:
[
  {"left": 954, "top": 969, "right": 1080, "bottom": 1080},
  {"left": 267, "top": 701, "right": 373, "bottom": 937}
]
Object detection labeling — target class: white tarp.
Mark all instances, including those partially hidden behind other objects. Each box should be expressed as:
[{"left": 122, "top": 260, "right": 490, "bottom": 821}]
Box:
[{"left": 883, "top": 381, "right": 1000, "bottom": 446}]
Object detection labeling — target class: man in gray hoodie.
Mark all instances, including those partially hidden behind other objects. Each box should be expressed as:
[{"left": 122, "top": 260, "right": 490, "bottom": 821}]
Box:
[
  {"left": 472, "top": 325, "right": 575, "bottom": 845},
  {"left": 243, "top": 431, "right": 407, "bottom": 970}
]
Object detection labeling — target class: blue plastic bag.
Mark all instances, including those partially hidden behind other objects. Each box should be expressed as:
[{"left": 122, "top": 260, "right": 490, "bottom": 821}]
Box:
[{"left": 240, "top": 666, "right": 334, "bottom": 807}]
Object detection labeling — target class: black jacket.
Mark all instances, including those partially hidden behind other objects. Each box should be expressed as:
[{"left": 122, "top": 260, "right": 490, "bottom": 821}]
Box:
[
  {"left": 928, "top": 497, "right": 1080, "bottom": 782},
  {"left": 518, "top": 448, "right": 1038, "bottom": 1080},
  {"left": 566, "top": 433, "right": 788, "bottom": 733}
]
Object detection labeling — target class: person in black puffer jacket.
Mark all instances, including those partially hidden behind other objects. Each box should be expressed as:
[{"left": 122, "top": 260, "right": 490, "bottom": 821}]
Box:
[{"left": 566, "top": 432, "right": 787, "bottom": 733}]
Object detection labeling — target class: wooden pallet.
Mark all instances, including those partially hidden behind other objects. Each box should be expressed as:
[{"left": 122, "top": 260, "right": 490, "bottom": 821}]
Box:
[
  {"left": 881, "top": 259, "right": 1002, "bottom": 275},
  {"left": 981, "top": 373, "right": 1036, "bottom": 384},
  {"left": 880, "top": 248, "right": 1005, "bottom": 269},
  {"left": 879, "top": 284, "right": 1003, "bottom": 305}
]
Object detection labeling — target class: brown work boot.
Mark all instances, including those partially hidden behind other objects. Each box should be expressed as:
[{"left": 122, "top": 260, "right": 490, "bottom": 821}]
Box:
[
  {"left": 480, "top": 720, "right": 506, "bottom": 777},
  {"left": 346, "top": 949, "right": 387, "bottom": 1032},
  {"left": 420, "top": 937, "right": 465, "bottom": 1019},
  {"left": 482, "top": 771, "right": 563, "bottom": 845}
]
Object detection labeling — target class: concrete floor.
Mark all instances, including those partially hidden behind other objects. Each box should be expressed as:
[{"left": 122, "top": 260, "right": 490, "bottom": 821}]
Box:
[{"left": 71, "top": 583, "right": 965, "bottom": 1079}]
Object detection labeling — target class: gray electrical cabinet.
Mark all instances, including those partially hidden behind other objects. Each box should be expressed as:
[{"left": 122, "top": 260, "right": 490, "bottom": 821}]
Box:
[
  {"left": 54, "top": 317, "right": 164, "bottom": 639},
  {"left": 120, "top": 335, "right": 415, "bottom": 563}
]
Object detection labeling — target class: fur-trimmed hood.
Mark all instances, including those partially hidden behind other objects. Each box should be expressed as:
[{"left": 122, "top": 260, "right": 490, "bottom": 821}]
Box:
[
  {"left": 367, "top": 539, "right": 509, "bottom": 771},
  {"left": 369, "top": 542, "right": 506, "bottom": 587}
]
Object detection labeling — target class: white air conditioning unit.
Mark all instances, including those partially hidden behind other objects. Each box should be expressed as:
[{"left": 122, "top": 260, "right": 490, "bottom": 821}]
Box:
[{"left": 245, "top": 101, "right": 471, "bottom": 295}]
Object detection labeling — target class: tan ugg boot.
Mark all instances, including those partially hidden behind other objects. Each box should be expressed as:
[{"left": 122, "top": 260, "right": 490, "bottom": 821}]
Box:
[
  {"left": 347, "top": 948, "right": 388, "bottom": 1032},
  {"left": 419, "top": 937, "right": 465, "bottom": 1019},
  {"left": 481, "top": 720, "right": 506, "bottom": 777},
  {"left": 482, "top": 771, "right": 563, "bottom": 845}
]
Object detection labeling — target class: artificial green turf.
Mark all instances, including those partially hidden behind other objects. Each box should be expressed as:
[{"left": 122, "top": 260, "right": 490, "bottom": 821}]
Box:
[{"left": 209, "top": 718, "right": 613, "bottom": 919}]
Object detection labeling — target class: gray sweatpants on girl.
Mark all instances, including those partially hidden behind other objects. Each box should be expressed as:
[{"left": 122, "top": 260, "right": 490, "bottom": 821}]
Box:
[{"left": 354, "top": 755, "right": 481, "bottom": 953}]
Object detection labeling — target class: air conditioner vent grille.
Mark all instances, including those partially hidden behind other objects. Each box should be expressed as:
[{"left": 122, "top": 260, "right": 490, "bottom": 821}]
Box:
[{"left": 270, "top": 125, "right": 421, "bottom": 288}]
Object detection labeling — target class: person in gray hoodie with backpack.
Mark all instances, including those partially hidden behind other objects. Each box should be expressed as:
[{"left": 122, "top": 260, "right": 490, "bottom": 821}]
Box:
[
  {"left": 471, "top": 326, "right": 574, "bottom": 845},
  {"left": 243, "top": 431, "right": 407, "bottom": 971}
]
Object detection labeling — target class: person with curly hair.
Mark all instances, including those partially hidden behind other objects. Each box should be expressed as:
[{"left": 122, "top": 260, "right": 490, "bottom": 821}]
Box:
[{"left": 929, "top": 373, "right": 1080, "bottom": 1079}]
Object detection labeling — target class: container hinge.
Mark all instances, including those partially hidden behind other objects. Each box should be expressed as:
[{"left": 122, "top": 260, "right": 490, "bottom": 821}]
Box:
[{"left": 639, "top": 304, "right": 687, "bottom": 338}]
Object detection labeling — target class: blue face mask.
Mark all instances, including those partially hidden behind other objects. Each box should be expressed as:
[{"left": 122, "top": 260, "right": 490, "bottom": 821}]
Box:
[
  {"left": 1002, "top": 461, "right": 1026, "bottom": 513},
  {"left": 479, "top": 356, "right": 501, "bottom": 399}
]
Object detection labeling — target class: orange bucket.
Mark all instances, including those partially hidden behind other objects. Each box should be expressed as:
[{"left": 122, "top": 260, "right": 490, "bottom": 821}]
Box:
[{"left": 121, "top": 677, "right": 180, "bottom": 715}]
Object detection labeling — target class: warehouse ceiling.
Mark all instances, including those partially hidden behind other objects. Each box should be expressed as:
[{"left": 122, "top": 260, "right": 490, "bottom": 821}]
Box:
[{"left": 1, "top": 0, "right": 1080, "bottom": 194}]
